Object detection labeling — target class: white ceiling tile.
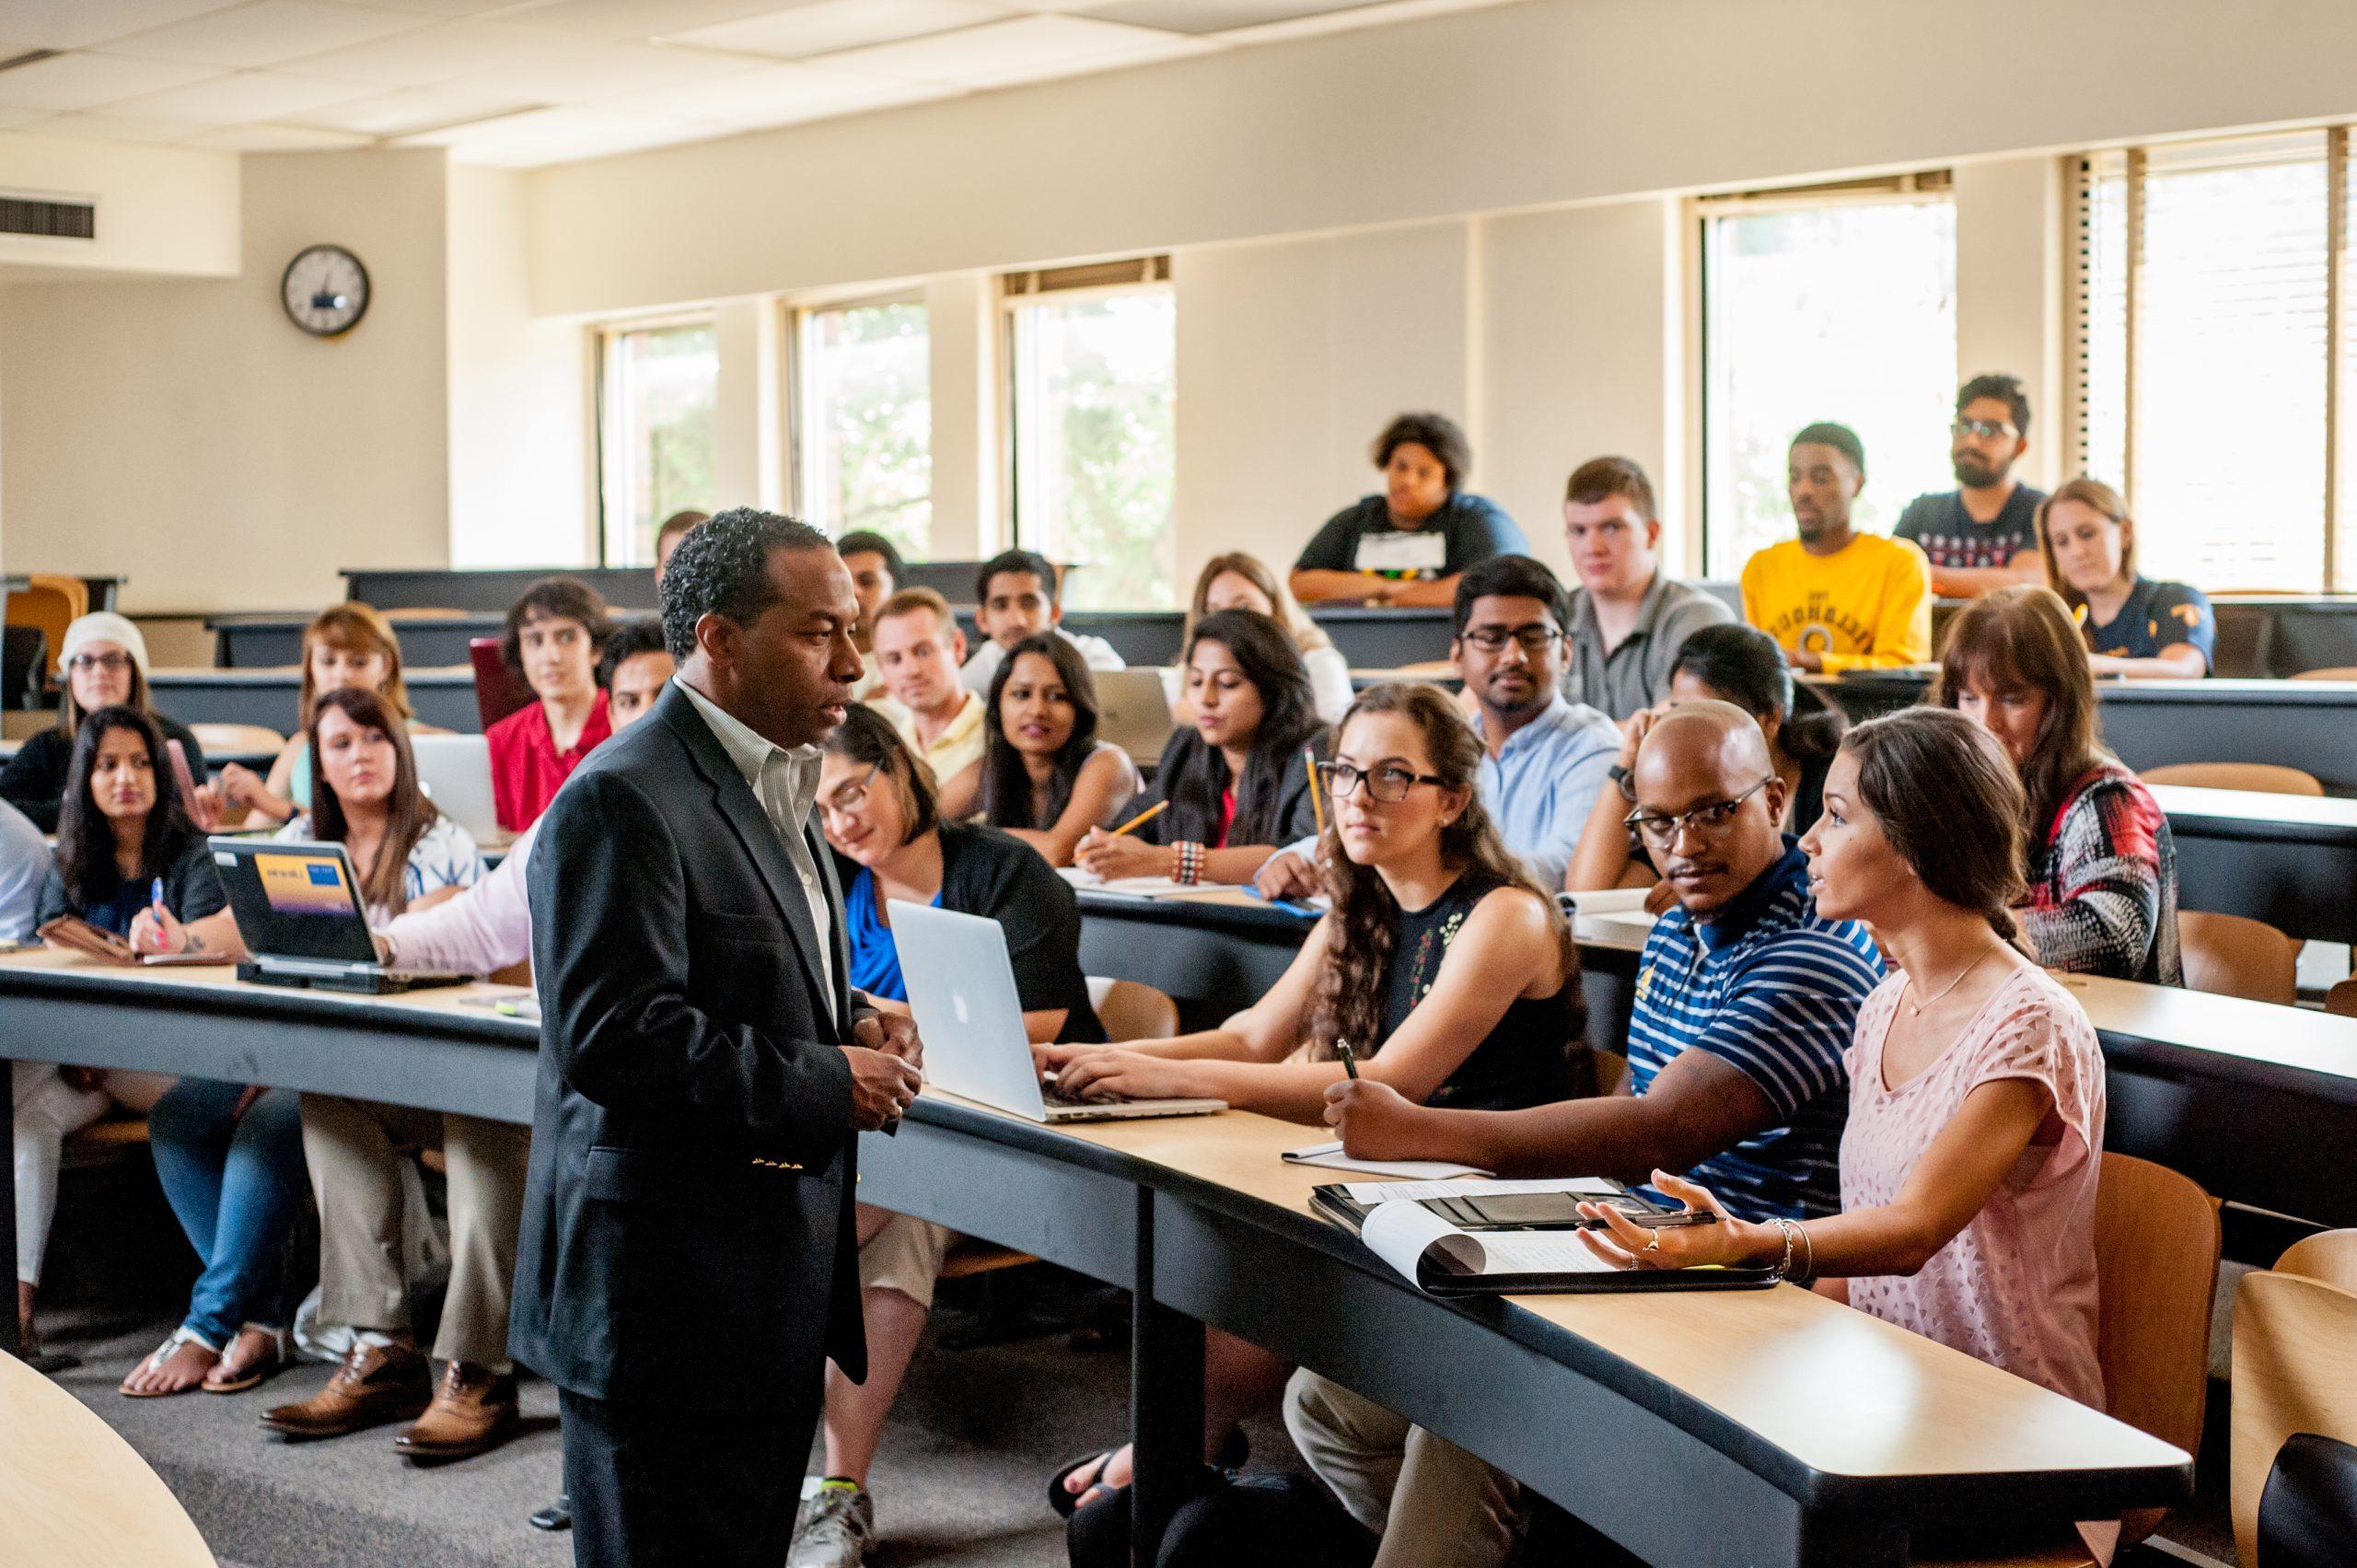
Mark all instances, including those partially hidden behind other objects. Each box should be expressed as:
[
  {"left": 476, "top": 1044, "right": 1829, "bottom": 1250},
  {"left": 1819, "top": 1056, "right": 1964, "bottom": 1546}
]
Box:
[
  {"left": 405, "top": 102, "right": 706, "bottom": 165},
  {"left": 665, "top": 1, "right": 1011, "bottom": 62},
  {"left": 275, "top": 17, "right": 570, "bottom": 84},
  {"left": 509, "top": 0, "right": 807, "bottom": 41},
  {"left": 19, "top": 110, "right": 207, "bottom": 143},
  {"left": 0, "top": 51, "right": 219, "bottom": 112},
  {"left": 601, "top": 61, "right": 942, "bottom": 124},
  {"left": 366, "top": 0, "right": 561, "bottom": 12},
  {"left": 0, "top": 103, "right": 46, "bottom": 126},
  {"left": 819, "top": 14, "right": 1209, "bottom": 87},
  {"left": 457, "top": 39, "right": 761, "bottom": 101},
  {"left": 1076, "top": 0, "right": 1386, "bottom": 32},
  {"left": 0, "top": 1, "right": 241, "bottom": 52},
  {"left": 283, "top": 81, "right": 538, "bottom": 133},
  {"left": 102, "top": 2, "right": 426, "bottom": 68},
  {"left": 185, "top": 120, "right": 371, "bottom": 147},
  {"left": 106, "top": 67, "right": 375, "bottom": 122}
]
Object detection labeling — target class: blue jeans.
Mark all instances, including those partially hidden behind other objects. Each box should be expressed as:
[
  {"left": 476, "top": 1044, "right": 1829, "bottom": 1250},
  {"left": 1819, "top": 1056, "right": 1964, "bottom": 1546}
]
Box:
[{"left": 145, "top": 1078, "right": 307, "bottom": 1347}]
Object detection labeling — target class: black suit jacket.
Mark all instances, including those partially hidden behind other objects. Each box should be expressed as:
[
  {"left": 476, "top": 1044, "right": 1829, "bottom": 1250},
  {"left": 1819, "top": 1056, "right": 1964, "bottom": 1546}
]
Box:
[{"left": 509, "top": 681, "right": 867, "bottom": 1408}]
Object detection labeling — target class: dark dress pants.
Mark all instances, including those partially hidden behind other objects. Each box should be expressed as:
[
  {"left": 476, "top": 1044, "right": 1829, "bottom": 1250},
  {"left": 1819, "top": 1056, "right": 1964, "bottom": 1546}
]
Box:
[{"left": 560, "top": 1384, "right": 820, "bottom": 1568}]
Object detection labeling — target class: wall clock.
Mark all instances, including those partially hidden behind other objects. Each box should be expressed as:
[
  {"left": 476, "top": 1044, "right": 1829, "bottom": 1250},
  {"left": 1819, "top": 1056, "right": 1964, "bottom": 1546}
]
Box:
[{"left": 281, "top": 244, "right": 370, "bottom": 337}]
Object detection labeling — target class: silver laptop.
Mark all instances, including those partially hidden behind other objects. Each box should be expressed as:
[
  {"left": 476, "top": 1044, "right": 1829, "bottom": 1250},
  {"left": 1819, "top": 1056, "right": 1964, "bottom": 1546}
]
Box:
[
  {"left": 1092, "top": 668, "right": 1178, "bottom": 766},
  {"left": 888, "top": 900, "right": 1223, "bottom": 1123},
  {"left": 412, "top": 735, "right": 500, "bottom": 845}
]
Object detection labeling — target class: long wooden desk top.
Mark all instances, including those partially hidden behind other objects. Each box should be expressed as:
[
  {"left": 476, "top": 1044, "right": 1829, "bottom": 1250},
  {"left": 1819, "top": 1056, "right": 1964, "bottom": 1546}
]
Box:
[
  {"left": 2146, "top": 782, "right": 2357, "bottom": 839},
  {"left": 0, "top": 1351, "right": 215, "bottom": 1567}
]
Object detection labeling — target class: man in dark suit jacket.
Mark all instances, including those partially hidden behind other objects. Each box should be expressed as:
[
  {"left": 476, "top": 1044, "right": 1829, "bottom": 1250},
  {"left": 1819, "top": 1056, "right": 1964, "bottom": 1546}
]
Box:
[{"left": 513, "top": 508, "right": 924, "bottom": 1568}]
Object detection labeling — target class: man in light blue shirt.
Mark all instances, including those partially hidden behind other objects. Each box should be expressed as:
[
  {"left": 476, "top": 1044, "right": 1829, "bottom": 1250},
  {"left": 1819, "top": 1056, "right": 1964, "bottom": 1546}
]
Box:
[{"left": 1259, "top": 554, "right": 1619, "bottom": 895}]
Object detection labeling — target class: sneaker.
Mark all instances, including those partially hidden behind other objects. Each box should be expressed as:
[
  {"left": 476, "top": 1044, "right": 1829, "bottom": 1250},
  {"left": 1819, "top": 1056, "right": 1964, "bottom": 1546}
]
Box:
[{"left": 788, "top": 1480, "right": 876, "bottom": 1568}]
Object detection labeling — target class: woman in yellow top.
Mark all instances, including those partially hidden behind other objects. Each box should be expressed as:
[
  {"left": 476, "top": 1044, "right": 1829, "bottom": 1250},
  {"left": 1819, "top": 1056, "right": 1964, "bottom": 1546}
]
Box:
[{"left": 1739, "top": 422, "right": 1933, "bottom": 673}]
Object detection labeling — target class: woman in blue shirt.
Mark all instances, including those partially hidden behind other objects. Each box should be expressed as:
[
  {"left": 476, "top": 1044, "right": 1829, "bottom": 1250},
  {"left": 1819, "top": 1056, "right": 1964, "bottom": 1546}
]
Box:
[
  {"left": 2039, "top": 477, "right": 2214, "bottom": 679},
  {"left": 33, "top": 706, "right": 307, "bottom": 1399}
]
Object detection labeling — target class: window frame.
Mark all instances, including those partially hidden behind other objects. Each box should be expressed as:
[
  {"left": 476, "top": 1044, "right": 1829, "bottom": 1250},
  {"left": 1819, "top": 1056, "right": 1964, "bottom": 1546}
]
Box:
[
  {"left": 786, "top": 288, "right": 934, "bottom": 552},
  {"left": 593, "top": 310, "right": 721, "bottom": 569}
]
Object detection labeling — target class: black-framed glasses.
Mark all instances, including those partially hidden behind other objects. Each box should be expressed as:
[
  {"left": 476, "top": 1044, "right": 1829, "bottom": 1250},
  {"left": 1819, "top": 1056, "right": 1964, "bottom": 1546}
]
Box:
[
  {"left": 819, "top": 765, "right": 881, "bottom": 821},
  {"left": 1951, "top": 417, "right": 2018, "bottom": 441},
  {"left": 1318, "top": 760, "right": 1448, "bottom": 804},
  {"left": 68, "top": 651, "right": 134, "bottom": 675},
  {"left": 1624, "top": 776, "right": 1774, "bottom": 845},
  {"left": 1458, "top": 624, "right": 1562, "bottom": 656}
]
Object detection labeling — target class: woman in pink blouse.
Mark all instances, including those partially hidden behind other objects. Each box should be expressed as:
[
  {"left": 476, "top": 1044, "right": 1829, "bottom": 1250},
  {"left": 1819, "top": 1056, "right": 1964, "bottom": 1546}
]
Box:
[{"left": 1581, "top": 705, "right": 2114, "bottom": 1562}]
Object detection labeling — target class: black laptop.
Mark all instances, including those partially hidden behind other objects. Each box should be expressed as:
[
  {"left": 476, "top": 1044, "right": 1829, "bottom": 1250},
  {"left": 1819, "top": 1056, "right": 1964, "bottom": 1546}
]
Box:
[{"left": 209, "top": 838, "right": 472, "bottom": 995}]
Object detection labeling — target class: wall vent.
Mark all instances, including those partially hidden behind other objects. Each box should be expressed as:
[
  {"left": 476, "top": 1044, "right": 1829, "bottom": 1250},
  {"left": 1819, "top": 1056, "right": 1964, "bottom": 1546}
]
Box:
[{"left": 0, "top": 192, "right": 97, "bottom": 241}]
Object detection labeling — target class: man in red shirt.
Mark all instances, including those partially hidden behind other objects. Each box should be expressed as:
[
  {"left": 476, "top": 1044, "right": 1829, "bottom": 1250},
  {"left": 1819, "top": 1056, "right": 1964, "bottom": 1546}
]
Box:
[{"left": 488, "top": 576, "right": 613, "bottom": 831}]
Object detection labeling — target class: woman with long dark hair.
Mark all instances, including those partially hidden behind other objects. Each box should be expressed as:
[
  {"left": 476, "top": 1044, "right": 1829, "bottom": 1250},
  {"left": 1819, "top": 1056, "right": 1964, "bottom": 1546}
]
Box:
[
  {"left": 1935, "top": 585, "right": 2180, "bottom": 984},
  {"left": 1073, "top": 609, "right": 1325, "bottom": 887},
  {"left": 979, "top": 632, "right": 1140, "bottom": 866},
  {"left": 1584, "top": 706, "right": 2119, "bottom": 1562},
  {"left": 273, "top": 686, "right": 480, "bottom": 921},
  {"left": 32, "top": 707, "right": 308, "bottom": 1400},
  {"left": 1566, "top": 621, "right": 1845, "bottom": 894},
  {"left": 1043, "top": 681, "right": 1591, "bottom": 1520}
]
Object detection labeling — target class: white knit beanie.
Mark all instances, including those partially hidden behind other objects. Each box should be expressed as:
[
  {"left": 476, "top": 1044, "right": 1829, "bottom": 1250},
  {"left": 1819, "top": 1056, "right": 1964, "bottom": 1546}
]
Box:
[{"left": 59, "top": 611, "right": 150, "bottom": 678}]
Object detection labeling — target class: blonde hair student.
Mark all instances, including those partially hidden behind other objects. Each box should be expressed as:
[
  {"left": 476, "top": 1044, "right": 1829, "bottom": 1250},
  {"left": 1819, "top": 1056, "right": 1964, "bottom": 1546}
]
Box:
[{"left": 1169, "top": 552, "right": 1352, "bottom": 725}]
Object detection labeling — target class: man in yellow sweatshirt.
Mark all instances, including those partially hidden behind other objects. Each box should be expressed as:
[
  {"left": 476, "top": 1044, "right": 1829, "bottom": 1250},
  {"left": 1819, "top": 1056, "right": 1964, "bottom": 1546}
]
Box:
[{"left": 1739, "top": 422, "right": 1933, "bottom": 674}]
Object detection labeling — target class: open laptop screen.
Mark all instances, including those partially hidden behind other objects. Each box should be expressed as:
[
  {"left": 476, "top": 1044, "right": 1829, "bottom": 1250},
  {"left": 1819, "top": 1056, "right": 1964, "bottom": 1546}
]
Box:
[{"left": 211, "top": 840, "right": 381, "bottom": 964}]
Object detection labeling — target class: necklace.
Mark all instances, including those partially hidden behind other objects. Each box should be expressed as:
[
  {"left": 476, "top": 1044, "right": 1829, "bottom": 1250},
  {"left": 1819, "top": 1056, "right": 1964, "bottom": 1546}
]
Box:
[{"left": 1904, "top": 947, "right": 1995, "bottom": 1017}]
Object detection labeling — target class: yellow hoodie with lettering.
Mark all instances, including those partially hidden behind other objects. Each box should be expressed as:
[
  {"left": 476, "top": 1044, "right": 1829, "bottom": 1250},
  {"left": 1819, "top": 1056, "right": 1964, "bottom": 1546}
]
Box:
[{"left": 1740, "top": 534, "right": 1933, "bottom": 673}]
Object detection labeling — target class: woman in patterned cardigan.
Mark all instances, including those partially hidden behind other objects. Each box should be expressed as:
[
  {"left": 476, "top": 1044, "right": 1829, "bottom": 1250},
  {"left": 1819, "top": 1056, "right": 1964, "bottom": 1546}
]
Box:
[{"left": 1933, "top": 586, "right": 2182, "bottom": 984}]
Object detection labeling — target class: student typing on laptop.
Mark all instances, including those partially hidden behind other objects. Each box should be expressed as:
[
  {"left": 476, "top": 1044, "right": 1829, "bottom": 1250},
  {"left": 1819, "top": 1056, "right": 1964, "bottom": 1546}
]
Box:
[
  {"left": 795, "top": 704, "right": 1106, "bottom": 1568},
  {"left": 1039, "top": 682, "right": 1595, "bottom": 1527}
]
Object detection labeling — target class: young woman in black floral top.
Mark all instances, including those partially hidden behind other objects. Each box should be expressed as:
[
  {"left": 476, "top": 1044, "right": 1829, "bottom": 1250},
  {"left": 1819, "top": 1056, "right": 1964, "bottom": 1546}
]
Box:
[
  {"left": 1935, "top": 585, "right": 2182, "bottom": 984},
  {"left": 1042, "top": 681, "right": 1592, "bottom": 1519}
]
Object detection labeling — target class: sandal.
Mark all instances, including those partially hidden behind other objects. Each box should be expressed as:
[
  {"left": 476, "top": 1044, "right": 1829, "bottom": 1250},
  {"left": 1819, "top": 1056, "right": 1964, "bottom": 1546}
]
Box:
[
  {"left": 1050, "top": 1429, "right": 1248, "bottom": 1518},
  {"left": 203, "top": 1324, "right": 294, "bottom": 1394},
  {"left": 121, "top": 1326, "right": 220, "bottom": 1399}
]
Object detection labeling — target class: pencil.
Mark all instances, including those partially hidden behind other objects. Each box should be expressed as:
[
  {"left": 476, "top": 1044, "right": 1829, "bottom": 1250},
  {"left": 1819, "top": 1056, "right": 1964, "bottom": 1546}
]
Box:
[
  {"left": 1336, "top": 1040, "right": 1358, "bottom": 1079},
  {"left": 1109, "top": 799, "right": 1168, "bottom": 838},
  {"left": 1306, "top": 745, "right": 1328, "bottom": 839}
]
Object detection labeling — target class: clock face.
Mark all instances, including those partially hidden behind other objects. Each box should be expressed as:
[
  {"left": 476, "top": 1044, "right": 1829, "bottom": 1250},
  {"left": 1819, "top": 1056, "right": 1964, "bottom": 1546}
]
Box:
[{"left": 281, "top": 244, "right": 370, "bottom": 337}]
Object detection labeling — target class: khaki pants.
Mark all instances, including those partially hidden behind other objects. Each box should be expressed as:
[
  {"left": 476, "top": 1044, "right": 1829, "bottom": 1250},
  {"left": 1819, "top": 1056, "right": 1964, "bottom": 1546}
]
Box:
[
  {"left": 1283, "top": 1369, "right": 1522, "bottom": 1568},
  {"left": 299, "top": 1095, "right": 529, "bottom": 1367},
  {"left": 858, "top": 1211, "right": 953, "bottom": 1307}
]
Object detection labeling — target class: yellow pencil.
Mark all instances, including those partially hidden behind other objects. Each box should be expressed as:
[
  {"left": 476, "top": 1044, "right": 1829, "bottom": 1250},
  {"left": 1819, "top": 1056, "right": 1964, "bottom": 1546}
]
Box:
[
  {"left": 1306, "top": 745, "right": 1329, "bottom": 839},
  {"left": 1110, "top": 799, "right": 1169, "bottom": 838}
]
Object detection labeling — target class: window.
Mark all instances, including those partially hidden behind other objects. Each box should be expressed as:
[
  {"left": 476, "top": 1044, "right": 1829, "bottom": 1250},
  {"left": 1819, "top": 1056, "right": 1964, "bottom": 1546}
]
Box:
[
  {"left": 2072, "top": 129, "right": 2355, "bottom": 590},
  {"left": 796, "top": 298, "right": 933, "bottom": 556},
  {"left": 1006, "top": 266, "right": 1177, "bottom": 610},
  {"left": 1700, "top": 185, "right": 1958, "bottom": 577},
  {"left": 598, "top": 319, "right": 718, "bottom": 567}
]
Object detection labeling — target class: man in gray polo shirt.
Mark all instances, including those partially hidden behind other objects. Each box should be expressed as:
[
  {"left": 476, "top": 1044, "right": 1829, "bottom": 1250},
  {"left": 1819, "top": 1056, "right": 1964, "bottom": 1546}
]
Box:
[{"left": 1561, "top": 456, "right": 1731, "bottom": 719}]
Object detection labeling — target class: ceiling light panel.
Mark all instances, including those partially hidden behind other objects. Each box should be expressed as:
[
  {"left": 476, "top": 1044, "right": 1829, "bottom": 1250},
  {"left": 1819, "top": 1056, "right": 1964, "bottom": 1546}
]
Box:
[
  {"left": 666, "top": 1, "right": 1011, "bottom": 62},
  {"left": 106, "top": 66, "right": 374, "bottom": 122},
  {"left": 101, "top": 1, "right": 424, "bottom": 69},
  {"left": 279, "top": 17, "right": 569, "bottom": 86},
  {"left": 0, "top": 51, "right": 216, "bottom": 111},
  {"left": 821, "top": 14, "right": 1209, "bottom": 87}
]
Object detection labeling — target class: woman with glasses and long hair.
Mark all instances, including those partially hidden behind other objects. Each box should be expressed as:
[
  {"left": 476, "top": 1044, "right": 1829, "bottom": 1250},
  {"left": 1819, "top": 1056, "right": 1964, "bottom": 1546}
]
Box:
[
  {"left": 1074, "top": 609, "right": 1326, "bottom": 888},
  {"left": 1167, "top": 552, "right": 1353, "bottom": 724},
  {"left": 0, "top": 612, "right": 210, "bottom": 832},
  {"left": 1565, "top": 621, "right": 1845, "bottom": 896},
  {"left": 1042, "top": 680, "right": 1591, "bottom": 1527},
  {"left": 979, "top": 632, "right": 1141, "bottom": 867},
  {"left": 795, "top": 705, "right": 1104, "bottom": 1563}
]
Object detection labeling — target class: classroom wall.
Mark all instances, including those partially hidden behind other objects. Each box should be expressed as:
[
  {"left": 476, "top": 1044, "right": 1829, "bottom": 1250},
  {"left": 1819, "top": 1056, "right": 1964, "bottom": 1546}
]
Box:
[
  {"left": 0, "top": 134, "right": 240, "bottom": 280},
  {"left": 0, "top": 148, "right": 450, "bottom": 618}
]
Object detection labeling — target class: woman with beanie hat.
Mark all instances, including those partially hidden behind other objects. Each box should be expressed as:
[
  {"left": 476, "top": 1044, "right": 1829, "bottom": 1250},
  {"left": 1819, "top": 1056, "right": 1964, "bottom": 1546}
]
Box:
[{"left": 0, "top": 612, "right": 210, "bottom": 832}]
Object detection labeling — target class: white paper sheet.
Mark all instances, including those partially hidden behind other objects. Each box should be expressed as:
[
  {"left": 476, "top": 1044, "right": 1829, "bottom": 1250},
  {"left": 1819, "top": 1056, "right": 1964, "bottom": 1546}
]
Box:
[
  {"left": 1340, "top": 1176, "right": 1622, "bottom": 1204},
  {"left": 1281, "top": 1140, "right": 1489, "bottom": 1179},
  {"left": 1361, "top": 1201, "right": 1617, "bottom": 1288}
]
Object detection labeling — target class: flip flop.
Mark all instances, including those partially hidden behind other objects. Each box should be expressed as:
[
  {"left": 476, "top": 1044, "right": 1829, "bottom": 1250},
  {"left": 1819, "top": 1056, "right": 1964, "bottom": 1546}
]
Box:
[
  {"left": 203, "top": 1324, "right": 293, "bottom": 1394},
  {"left": 120, "top": 1326, "right": 220, "bottom": 1399}
]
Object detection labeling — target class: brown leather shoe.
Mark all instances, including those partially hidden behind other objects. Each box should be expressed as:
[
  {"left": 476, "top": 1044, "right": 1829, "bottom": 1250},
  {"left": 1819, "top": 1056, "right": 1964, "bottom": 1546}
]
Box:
[
  {"left": 259, "top": 1341, "right": 431, "bottom": 1439},
  {"left": 391, "top": 1361, "right": 519, "bottom": 1462}
]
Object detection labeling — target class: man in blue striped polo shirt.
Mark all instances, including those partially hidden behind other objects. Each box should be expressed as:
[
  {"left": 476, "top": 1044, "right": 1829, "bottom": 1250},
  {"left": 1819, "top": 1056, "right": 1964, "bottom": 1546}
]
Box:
[{"left": 1294, "top": 703, "right": 1883, "bottom": 1566}]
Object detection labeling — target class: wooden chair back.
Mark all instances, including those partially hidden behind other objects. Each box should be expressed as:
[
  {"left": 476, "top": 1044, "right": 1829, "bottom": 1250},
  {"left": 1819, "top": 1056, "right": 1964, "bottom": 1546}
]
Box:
[
  {"left": 2093, "top": 1153, "right": 2221, "bottom": 1546},
  {"left": 2141, "top": 761, "right": 2324, "bottom": 796},
  {"left": 1096, "top": 979, "right": 1178, "bottom": 1042},
  {"left": 2234, "top": 1231, "right": 2357, "bottom": 1565},
  {"left": 2290, "top": 666, "right": 2357, "bottom": 681},
  {"left": 5, "top": 574, "right": 87, "bottom": 677},
  {"left": 2177, "top": 912, "right": 2299, "bottom": 1005}
]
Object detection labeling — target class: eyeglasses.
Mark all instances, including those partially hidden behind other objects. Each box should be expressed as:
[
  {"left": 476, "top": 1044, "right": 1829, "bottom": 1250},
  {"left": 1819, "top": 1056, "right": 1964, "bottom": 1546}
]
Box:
[
  {"left": 819, "top": 765, "right": 880, "bottom": 821},
  {"left": 68, "top": 652, "right": 133, "bottom": 676},
  {"left": 1624, "top": 776, "right": 1774, "bottom": 846},
  {"left": 1458, "top": 624, "right": 1562, "bottom": 655},
  {"left": 1318, "top": 760, "right": 1448, "bottom": 804},
  {"left": 1951, "top": 418, "right": 2019, "bottom": 441}
]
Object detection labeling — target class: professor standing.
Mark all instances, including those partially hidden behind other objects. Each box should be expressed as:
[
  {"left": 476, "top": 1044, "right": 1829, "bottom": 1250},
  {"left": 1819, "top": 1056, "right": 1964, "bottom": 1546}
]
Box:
[{"left": 512, "top": 509, "right": 925, "bottom": 1567}]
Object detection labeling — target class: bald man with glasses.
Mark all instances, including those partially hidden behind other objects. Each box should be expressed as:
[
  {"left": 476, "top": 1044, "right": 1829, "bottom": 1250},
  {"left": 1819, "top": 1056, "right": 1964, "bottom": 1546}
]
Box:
[{"left": 1293, "top": 702, "right": 1887, "bottom": 1568}]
